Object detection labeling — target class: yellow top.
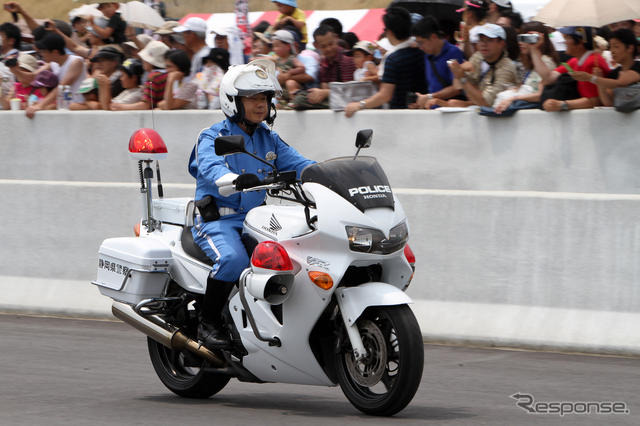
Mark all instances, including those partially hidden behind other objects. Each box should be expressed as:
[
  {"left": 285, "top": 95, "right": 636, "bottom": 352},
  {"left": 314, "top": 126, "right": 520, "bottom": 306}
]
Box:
[{"left": 275, "top": 7, "right": 307, "bottom": 44}]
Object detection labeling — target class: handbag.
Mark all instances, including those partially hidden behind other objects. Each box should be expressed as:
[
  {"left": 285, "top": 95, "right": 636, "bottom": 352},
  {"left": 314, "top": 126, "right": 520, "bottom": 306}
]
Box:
[
  {"left": 613, "top": 83, "right": 640, "bottom": 112},
  {"left": 540, "top": 73, "right": 580, "bottom": 105},
  {"left": 328, "top": 81, "right": 376, "bottom": 111}
]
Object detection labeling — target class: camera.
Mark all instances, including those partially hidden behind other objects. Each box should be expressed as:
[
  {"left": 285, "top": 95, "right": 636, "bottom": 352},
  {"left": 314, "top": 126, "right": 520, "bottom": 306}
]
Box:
[
  {"left": 518, "top": 34, "right": 539, "bottom": 44},
  {"left": 3, "top": 57, "right": 18, "bottom": 68},
  {"left": 406, "top": 92, "right": 418, "bottom": 104}
]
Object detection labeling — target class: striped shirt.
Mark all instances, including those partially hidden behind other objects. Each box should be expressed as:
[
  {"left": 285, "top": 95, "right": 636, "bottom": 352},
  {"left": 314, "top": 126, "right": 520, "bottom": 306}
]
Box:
[
  {"left": 142, "top": 70, "right": 167, "bottom": 107},
  {"left": 319, "top": 48, "right": 355, "bottom": 84}
]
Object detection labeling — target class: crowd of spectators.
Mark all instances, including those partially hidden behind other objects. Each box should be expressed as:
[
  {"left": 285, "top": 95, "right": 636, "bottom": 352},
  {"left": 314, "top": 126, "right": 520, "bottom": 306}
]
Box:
[{"left": 1, "top": 0, "right": 639, "bottom": 117}]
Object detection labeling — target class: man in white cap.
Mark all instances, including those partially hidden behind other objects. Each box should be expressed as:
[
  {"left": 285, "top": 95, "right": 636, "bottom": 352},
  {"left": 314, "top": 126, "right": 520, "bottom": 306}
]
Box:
[
  {"left": 174, "top": 17, "right": 210, "bottom": 81},
  {"left": 212, "top": 27, "right": 245, "bottom": 66},
  {"left": 448, "top": 23, "right": 518, "bottom": 107}
]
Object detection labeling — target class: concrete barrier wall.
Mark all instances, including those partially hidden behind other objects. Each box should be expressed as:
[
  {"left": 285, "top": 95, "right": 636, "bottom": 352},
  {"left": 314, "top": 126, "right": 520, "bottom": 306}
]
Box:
[{"left": 1, "top": 109, "right": 640, "bottom": 355}]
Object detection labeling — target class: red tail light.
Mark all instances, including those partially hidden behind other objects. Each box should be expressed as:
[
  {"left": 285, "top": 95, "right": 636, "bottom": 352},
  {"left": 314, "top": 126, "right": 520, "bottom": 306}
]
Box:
[
  {"left": 251, "top": 241, "right": 293, "bottom": 271},
  {"left": 404, "top": 244, "right": 415, "bottom": 266}
]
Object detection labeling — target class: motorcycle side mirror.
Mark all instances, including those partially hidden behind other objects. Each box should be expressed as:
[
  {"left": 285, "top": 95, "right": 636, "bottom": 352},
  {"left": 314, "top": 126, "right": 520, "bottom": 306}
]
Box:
[
  {"left": 355, "top": 129, "right": 373, "bottom": 149},
  {"left": 215, "top": 135, "right": 246, "bottom": 156}
]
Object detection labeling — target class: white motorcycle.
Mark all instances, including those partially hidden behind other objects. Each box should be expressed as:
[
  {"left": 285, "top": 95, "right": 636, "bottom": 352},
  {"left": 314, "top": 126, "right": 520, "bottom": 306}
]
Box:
[{"left": 93, "top": 128, "right": 423, "bottom": 416}]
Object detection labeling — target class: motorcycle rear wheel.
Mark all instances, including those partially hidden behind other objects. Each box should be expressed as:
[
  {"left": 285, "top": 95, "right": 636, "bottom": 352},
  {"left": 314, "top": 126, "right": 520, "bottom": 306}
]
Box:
[
  {"left": 334, "top": 305, "right": 423, "bottom": 416},
  {"left": 147, "top": 337, "right": 230, "bottom": 398}
]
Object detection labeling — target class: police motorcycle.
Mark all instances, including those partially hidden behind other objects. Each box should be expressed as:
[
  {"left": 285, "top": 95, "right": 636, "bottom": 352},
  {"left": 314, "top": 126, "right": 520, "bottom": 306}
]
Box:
[{"left": 93, "top": 126, "right": 423, "bottom": 416}]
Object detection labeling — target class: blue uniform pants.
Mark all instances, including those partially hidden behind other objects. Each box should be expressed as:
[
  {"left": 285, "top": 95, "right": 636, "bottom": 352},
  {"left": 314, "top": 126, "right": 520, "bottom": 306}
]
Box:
[{"left": 192, "top": 214, "right": 250, "bottom": 282}]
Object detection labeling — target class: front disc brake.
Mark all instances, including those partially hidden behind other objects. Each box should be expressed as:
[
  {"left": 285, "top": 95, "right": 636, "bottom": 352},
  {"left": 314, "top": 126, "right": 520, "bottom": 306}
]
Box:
[{"left": 344, "top": 319, "right": 388, "bottom": 387}]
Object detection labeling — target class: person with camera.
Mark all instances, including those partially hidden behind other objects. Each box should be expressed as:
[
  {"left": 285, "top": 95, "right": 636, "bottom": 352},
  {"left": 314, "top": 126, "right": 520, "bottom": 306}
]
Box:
[
  {"left": 492, "top": 21, "right": 559, "bottom": 114},
  {"left": 0, "top": 21, "right": 20, "bottom": 60},
  {"left": 530, "top": 26, "right": 610, "bottom": 112},
  {"left": 86, "top": 2, "right": 127, "bottom": 45},
  {"left": 457, "top": 0, "right": 489, "bottom": 59},
  {"left": 2, "top": 2, "right": 39, "bottom": 35}
]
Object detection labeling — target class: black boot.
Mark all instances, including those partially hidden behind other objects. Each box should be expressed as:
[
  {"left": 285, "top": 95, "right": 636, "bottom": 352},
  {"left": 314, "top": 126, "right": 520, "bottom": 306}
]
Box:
[
  {"left": 198, "top": 279, "right": 235, "bottom": 349},
  {"left": 197, "top": 319, "right": 231, "bottom": 349}
]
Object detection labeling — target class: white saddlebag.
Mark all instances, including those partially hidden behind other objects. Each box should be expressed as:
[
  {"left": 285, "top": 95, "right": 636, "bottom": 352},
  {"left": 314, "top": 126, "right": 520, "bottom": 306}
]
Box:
[{"left": 93, "top": 237, "right": 171, "bottom": 305}]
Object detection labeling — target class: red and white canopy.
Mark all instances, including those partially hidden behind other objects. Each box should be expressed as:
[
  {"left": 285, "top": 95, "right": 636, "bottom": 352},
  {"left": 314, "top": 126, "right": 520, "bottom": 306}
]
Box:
[{"left": 180, "top": 9, "right": 386, "bottom": 44}]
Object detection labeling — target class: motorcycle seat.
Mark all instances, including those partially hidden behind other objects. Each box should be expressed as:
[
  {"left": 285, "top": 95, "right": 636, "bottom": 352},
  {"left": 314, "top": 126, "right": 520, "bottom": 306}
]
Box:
[
  {"left": 181, "top": 226, "right": 214, "bottom": 266},
  {"left": 180, "top": 227, "right": 259, "bottom": 267}
]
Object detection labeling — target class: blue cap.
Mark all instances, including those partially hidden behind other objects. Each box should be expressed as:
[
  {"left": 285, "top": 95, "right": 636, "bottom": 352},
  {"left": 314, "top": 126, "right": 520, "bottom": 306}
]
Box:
[
  {"left": 558, "top": 26, "right": 588, "bottom": 40},
  {"left": 272, "top": 0, "right": 297, "bottom": 7}
]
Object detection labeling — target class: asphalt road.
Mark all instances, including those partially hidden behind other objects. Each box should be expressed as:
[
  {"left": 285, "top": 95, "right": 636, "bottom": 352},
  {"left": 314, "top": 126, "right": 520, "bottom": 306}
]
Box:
[{"left": 0, "top": 314, "right": 638, "bottom": 426}]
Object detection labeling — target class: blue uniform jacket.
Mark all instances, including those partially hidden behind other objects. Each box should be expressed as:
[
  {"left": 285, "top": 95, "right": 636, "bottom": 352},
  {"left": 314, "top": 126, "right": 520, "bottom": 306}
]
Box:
[{"left": 188, "top": 119, "right": 315, "bottom": 214}]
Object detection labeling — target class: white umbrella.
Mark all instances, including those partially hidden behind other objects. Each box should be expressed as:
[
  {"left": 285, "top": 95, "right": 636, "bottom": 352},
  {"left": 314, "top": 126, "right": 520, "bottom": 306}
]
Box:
[
  {"left": 119, "top": 1, "right": 165, "bottom": 30},
  {"left": 69, "top": 4, "right": 104, "bottom": 20},
  {"left": 534, "top": 0, "right": 640, "bottom": 28}
]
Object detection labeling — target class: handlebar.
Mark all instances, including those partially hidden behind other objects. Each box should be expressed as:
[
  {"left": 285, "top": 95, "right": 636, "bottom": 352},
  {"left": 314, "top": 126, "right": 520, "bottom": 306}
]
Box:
[{"left": 237, "top": 170, "right": 298, "bottom": 192}]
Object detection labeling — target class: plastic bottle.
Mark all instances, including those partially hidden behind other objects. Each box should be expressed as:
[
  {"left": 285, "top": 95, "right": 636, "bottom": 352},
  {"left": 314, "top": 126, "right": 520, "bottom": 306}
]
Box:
[
  {"left": 63, "top": 85, "right": 72, "bottom": 108},
  {"left": 196, "top": 89, "right": 208, "bottom": 110},
  {"left": 56, "top": 84, "right": 67, "bottom": 110},
  {"left": 27, "top": 93, "right": 39, "bottom": 107}
]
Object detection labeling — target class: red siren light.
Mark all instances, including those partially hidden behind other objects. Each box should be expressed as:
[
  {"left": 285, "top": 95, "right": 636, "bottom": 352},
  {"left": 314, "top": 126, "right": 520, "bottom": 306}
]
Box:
[{"left": 128, "top": 128, "right": 168, "bottom": 161}]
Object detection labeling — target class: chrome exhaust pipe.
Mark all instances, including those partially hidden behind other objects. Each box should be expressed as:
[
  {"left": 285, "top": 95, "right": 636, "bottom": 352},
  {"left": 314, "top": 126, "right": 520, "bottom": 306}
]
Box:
[{"left": 112, "top": 302, "right": 225, "bottom": 367}]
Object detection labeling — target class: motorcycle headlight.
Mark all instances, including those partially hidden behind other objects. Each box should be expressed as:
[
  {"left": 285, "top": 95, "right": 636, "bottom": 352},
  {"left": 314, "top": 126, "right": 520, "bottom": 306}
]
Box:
[{"left": 346, "top": 221, "right": 408, "bottom": 254}]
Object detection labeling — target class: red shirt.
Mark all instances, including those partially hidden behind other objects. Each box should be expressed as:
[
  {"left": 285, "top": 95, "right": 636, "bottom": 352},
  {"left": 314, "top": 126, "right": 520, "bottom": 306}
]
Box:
[
  {"left": 13, "top": 82, "right": 45, "bottom": 103},
  {"left": 554, "top": 53, "right": 610, "bottom": 98}
]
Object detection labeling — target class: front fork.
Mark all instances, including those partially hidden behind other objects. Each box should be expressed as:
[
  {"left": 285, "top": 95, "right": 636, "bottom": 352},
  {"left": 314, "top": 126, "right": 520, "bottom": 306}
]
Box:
[
  {"left": 333, "top": 283, "right": 413, "bottom": 362},
  {"left": 335, "top": 289, "right": 368, "bottom": 361}
]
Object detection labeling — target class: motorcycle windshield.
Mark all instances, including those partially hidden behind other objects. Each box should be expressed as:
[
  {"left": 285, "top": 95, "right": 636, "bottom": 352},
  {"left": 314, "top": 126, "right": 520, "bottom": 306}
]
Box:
[{"left": 301, "top": 156, "right": 394, "bottom": 212}]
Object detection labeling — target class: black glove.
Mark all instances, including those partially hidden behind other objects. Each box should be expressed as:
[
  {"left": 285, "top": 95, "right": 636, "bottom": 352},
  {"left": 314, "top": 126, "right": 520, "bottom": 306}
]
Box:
[{"left": 234, "top": 173, "right": 261, "bottom": 190}]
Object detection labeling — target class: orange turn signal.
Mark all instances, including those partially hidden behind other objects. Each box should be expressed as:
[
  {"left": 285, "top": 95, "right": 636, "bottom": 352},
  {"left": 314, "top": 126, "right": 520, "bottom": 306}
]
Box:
[
  {"left": 133, "top": 222, "right": 141, "bottom": 237},
  {"left": 308, "top": 271, "right": 333, "bottom": 290}
]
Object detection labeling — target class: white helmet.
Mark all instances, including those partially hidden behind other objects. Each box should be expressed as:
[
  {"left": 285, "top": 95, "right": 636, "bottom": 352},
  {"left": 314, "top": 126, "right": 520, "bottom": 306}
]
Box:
[{"left": 220, "top": 58, "right": 282, "bottom": 124}]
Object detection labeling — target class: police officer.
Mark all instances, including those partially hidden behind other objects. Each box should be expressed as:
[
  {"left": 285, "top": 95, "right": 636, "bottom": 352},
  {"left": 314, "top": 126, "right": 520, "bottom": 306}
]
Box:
[{"left": 188, "top": 59, "right": 314, "bottom": 348}]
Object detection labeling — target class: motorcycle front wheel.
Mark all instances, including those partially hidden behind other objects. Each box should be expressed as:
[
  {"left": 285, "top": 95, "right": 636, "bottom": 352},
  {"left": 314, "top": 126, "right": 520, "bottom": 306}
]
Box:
[
  {"left": 334, "top": 305, "right": 423, "bottom": 416},
  {"left": 147, "top": 337, "right": 230, "bottom": 398}
]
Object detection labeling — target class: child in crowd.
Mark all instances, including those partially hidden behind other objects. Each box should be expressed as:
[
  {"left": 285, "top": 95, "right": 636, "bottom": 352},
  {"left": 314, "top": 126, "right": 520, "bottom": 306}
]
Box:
[
  {"left": 251, "top": 32, "right": 272, "bottom": 59},
  {"left": 347, "top": 41, "right": 379, "bottom": 82},
  {"left": 124, "top": 40, "right": 169, "bottom": 110},
  {"left": 109, "top": 58, "right": 144, "bottom": 110},
  {"left": 269, "top": 0, "right": 308, "bottom": 45},
  {"left": 2, "top": 53, "right": 43, "bottom": 109},
  {"left": 270, "top": 29, "right": 305, "bottom": 107},
  {"left": 30, "top": 70, "right": 59, "bottom": 100},
  {"left": 193, "top": 48, "right": 229, "bottom": 110},
  {"left": 71, "top": 77, "right": 100, "bottom": 110}
]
